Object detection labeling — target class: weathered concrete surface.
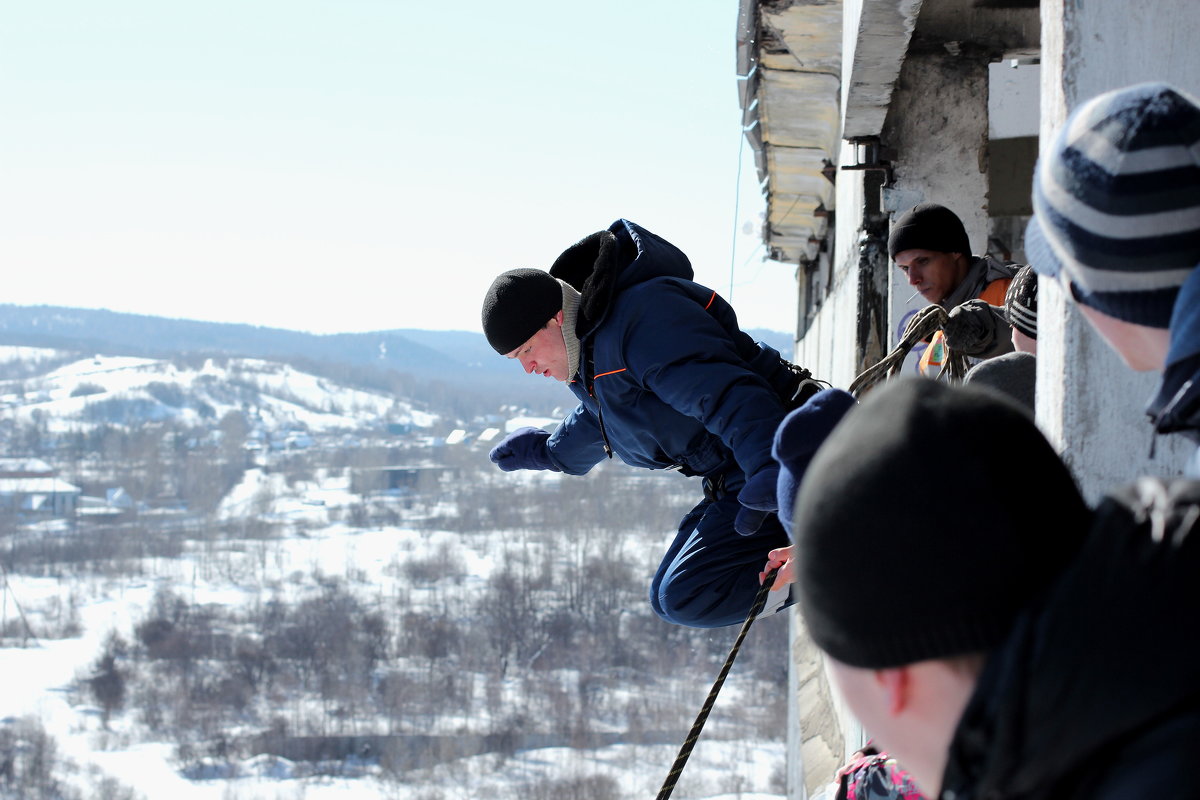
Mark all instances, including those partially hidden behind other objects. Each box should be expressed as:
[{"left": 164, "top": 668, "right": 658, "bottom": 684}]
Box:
[
  {"left": 842, "top": 0, "right": 923, "bottom": 138},
  {"left": 880, "top": 48, "right": 990, "bottom": 375},
  {"left": 788, "top": 610, "right": 846, "bottom": 799},
  {"left": 1036, "top": 0, "right": 1200, "bottom": 499}
]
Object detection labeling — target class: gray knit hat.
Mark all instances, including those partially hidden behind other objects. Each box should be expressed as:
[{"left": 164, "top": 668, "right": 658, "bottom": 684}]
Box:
[
  {"left": 1025, "top": 82, "right": 1200, "bottom": 328},
  {"left": 481, "top": 268, "right": 563, "bottom": 354}
]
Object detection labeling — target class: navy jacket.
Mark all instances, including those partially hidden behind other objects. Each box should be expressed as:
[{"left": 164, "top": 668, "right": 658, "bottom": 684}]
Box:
[
  {"left": 940, "top": 478, "right": 1200, "bottom": 800},
  {"left": 1148, "top": 267, "right": 1200, "bottom": 475},
  {"left": 543, "top": 219, "right": 794, "bottom": 479}
]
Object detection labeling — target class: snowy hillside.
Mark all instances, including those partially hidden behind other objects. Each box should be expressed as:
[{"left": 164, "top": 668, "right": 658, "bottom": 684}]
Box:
[
  {"left": 0, "top": 347, "right": 436, "bottom": 436},
  {"left": 0, "top": 345, "right": 789, "bottom": 800}
]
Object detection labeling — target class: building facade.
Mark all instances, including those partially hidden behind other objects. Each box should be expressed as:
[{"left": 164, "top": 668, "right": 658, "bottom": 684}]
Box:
[{"left": 736, "top": 0, "right": 1200, "bottom": 796}]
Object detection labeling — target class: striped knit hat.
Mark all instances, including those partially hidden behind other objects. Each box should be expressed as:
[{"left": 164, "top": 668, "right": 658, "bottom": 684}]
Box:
[
  {"left": 1004, "top": 265, "right": 1038, "bottom": 340},
  {"left": 1025, "top": 82, "right": 1200, "bottom": 328}
]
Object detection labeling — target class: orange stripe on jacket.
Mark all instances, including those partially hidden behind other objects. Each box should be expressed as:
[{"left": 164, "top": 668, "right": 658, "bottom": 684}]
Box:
[{"left": 978, "top": 278, "right": 1012, "bottom": 307}]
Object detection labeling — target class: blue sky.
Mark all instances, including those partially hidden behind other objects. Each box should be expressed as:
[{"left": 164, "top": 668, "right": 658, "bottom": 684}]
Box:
[{"left": 1, "top": 0, "right": 795, "bottom": 335}]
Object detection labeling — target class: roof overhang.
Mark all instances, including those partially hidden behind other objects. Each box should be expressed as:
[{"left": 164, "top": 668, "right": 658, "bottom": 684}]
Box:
[
  {"left": 841, "top": 0, "right": 923, "bottom": 139},
  {"left": 737, "top": 0, "right": 843, "bottom": 265},
  {"left": 738, "top": 0, "right": 1039, "bottom": 263}
]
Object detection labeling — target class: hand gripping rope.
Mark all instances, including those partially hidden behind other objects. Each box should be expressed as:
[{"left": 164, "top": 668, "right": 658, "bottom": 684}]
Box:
[
  {"left": 847, "top": 304, "right": 969, "bottom": 397},
  {"left": 654, "top": 568, "right": 778, "bottom": 800}
]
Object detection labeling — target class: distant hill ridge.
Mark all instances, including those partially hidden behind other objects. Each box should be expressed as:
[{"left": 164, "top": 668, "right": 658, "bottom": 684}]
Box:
[
  {"left": 0, "top": 304, "right": 794, "bottom": 412},
  {"left": 0, "top": 305, "right": 500, "bottom": 381},
  {"left": 0, "top": 305, "right": 793, "bottom": 368}
]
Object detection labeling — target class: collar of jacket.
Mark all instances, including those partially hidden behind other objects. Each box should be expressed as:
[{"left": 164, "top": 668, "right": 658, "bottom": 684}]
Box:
[
  {"left": 560, "top": 281, "right": 583, "bottom": 379},
  {"left": 549, "top": 227, "right": 632, "bottom": 340},
  {"left": 1146, "top": 353, "right": 1200, "bottom": 441},
  {"left": 942, "top": 255, "right": 1019, "bottom": 309},
  {"left": 1148, "top": 267, "right": 1200, "bottom": 440}
]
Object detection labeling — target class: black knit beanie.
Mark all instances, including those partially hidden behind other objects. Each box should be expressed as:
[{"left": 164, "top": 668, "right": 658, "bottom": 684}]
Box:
[
  {"left": 888, "top": 203, "right": 972, "bottom": 259},
  {"left": 481, "top": 268, "right": 564, "bottom": 354},
  {"left": 793, "top": 378, "right": 1089, "bottom": 669}
]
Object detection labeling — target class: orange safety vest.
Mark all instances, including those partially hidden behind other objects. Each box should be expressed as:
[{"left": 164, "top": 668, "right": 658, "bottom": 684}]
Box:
[{"left": 919, "top": 278, "right": 1013, "bottom": 374}]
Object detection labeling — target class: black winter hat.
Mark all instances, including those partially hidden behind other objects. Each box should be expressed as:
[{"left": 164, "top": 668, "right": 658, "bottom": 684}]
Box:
[
  {"left": 481, "top": 268, "right": 563, "bottom": 354},
  {"left": 888, "top": 203, "right": 972, "bottom": 260},
  {"left": 792, "top": 378, "right": 1089, "bottom": 669}
]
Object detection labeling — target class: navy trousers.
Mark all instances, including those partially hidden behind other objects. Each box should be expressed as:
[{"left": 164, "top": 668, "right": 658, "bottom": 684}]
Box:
[{"left": 649, "top": 489, "right": 792, "bottom": 628}]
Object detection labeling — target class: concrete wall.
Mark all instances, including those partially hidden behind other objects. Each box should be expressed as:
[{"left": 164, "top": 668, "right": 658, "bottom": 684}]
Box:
[
  {"left": 789, "top": 136, "right": 867, "bottom": 800},
  {"left": 788, "top": 4, "right": 1200, "bottom": 799},
  {"left": 1036, "top": 0, "right": 1200, "bottom": 501},
  {"left": 787, "top": 613, "right": 846, "bottom": 800},
  {"left": 881, "top": 49, "right": 992, "bottom": 375}
]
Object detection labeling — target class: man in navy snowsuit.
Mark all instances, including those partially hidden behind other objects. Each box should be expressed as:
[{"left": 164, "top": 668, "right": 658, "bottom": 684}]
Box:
[{"left": 481, "top": 219, "right": 812, "bottom": 628}]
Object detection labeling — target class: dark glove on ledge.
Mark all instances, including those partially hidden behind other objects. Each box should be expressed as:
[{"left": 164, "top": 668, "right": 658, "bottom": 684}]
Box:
[
  {"left": 735, "top": 464, "right": 780, "bottom": 536},
  {"left": 489, "top": 427, "right": 561, "bottom": 472}
]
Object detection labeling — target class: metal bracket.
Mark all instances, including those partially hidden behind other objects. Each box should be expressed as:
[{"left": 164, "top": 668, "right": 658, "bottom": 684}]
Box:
[{"left": 841, "top": 137, "right": 894, "bottom": 186}]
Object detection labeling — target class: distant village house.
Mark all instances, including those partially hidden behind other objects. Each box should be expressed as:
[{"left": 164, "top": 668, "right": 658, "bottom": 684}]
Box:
[{"left": 0, "top": 458, "right": 81, "bottom": 517}]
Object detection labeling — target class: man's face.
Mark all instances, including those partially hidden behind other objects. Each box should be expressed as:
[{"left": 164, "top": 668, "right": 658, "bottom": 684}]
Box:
[
  {"left": 506, "top": 311, "right": 569, "bottom": 381},
  {"left": 894, "top": 249, "right": 969, "bottom": 304},
  {"left": 824, "top": 655, "right": 966, "bottom": 798},
  {"left": 1075, "top": 301, "right": 1169, "bottom": 372},
  {"left": 825, "top": 657, "right": 905, "bottom": 757}
]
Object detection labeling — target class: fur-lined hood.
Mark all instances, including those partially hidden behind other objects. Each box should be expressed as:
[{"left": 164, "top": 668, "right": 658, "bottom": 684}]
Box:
[{"left": 548, "top": 219, "right": 694, "bottom": 341}]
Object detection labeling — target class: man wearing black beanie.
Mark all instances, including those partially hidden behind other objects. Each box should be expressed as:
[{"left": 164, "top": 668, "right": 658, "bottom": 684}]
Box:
[
  {"left": 781, "top": 378, "right": 1200, "bottom": 800},
  {"left": 889, "top": 203, "right": 1021, "bottom": 373},
  {"left": 480, "top": 219, "right": 823, "bottom": 629}
]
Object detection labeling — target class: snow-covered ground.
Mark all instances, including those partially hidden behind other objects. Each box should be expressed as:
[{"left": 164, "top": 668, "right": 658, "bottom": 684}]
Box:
[
  {"left": 0, "top": 346, "right": 787, "bottom": 799},
  {"left": 0, "top": 471, "right": 786, "bottom": 800}
]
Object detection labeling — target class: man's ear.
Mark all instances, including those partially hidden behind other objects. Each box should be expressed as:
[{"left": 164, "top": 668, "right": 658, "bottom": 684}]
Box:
[
  {"left": 554, "top": 309, "right": 564, "bottom": 326},
  {"left": 874, "top": 667, "right": 911, "bottom": 716}
]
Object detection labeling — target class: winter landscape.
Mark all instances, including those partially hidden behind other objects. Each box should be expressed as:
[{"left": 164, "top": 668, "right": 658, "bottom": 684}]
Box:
[{"left": 0, "top": 326, "right": 788, "bottom": 800}]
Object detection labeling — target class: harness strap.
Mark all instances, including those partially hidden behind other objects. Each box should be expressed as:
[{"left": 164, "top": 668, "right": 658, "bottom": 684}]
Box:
[{"left": 702, "top": 472, "right": 727, "bottom": 502}]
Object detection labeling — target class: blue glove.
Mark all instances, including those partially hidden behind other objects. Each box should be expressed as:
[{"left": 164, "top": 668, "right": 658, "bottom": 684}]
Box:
[
  {"left": 489, "top": 427, "right": 561, "bottom": 472},
  {"left": 735, "top": 464, "right": 780, "bottom": 536}
]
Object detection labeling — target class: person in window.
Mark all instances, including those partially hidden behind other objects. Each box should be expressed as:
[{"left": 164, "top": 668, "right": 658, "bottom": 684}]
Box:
[{"left": 890, "top": 203, "right": 1021, "bottom": 373}]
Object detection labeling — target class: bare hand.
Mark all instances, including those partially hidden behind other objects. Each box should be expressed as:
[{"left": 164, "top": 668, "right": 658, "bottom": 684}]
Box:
[{"left": 760, "top": 545, "right": 796, "bottom": 590}]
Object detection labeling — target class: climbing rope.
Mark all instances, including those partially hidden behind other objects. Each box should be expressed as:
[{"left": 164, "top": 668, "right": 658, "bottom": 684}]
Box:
[
  {"left": 655, "top": 569, "right": 778, "bottom": 800},
  {"left": 847, "top": 304, "right": 971, "bottom": 397}
]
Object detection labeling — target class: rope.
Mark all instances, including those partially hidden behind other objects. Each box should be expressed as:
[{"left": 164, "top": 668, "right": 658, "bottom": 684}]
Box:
[
  {"left": 847, "top": 304, "right": 971, "bottom": 397},
  {"left": 655, "top": 569, "right": 778, "bottom": 800}
]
